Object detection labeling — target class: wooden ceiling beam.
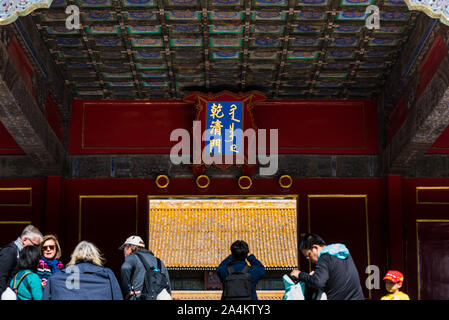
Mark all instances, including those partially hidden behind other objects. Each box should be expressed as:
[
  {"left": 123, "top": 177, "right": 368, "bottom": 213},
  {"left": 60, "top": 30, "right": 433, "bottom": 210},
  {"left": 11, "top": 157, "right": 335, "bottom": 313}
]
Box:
[
  {"left": 200, "top": 0, "right": 210, "bottom": 91},
  {"left": 28, "top": 0, "right": 420, "bottom": 99},
  {"left": 156, "top": 0, "right": 177, "bottom": 98},
  {"left": 273, "top": 0, "right": 296, "bottom": 99}
]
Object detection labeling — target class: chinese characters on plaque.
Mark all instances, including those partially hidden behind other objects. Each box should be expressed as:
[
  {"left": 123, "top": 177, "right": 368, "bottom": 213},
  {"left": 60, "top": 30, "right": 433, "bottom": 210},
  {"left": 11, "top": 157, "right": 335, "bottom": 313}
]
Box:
[{"left": 206, "top": 102, "right": 243, "bottom": 156}]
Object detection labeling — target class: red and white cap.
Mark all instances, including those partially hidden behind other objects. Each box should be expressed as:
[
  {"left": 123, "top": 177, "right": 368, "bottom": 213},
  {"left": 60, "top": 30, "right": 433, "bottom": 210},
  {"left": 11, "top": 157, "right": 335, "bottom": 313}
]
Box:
[{"left": 383, "top": 270, "right": 404, "bottom": 283}]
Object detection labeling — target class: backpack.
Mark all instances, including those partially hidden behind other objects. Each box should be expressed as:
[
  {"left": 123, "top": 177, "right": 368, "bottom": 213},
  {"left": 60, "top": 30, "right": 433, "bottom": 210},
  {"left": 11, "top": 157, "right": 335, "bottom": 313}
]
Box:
[
  {"left": 222, "top": 264, "right": 253, "bottom": 300},
  {"left": 134, "top": 252, "right": 170, "bottom": 300},
  {"left": 1, "top": 272, "right": 31, "bottom": 300}
]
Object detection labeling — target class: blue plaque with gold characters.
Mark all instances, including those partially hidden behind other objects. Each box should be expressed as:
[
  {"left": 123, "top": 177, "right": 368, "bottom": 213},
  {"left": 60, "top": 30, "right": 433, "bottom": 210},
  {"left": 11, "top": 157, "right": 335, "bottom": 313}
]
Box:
[{"left": 206, "top": 102, "right": 243, "bottom": 155}]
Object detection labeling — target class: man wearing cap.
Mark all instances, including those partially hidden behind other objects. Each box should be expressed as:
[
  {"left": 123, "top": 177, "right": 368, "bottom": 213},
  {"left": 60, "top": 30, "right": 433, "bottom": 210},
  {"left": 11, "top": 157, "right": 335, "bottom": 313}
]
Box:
[
  {"left": 119, "top": 235, "right": 171, "bottom": 300},
  {"left": 381, "top": 270, "right": 410, "bottom": 300}
]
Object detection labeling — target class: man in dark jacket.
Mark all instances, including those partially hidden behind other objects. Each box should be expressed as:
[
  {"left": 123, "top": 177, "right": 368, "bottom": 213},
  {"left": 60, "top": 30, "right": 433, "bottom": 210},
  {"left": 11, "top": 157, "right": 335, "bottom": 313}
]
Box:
[
  {"left": 290, "top": 233, "right": 364, "bottom": 300},
  {"left": 119, "top": 235, "right": 171, "bottom": 300},
  {"left": 0, "top": 225, "right": 43, "bottom": 294},
  {"left": 216, "top": 240, "right": 265, "bottom": 300}
]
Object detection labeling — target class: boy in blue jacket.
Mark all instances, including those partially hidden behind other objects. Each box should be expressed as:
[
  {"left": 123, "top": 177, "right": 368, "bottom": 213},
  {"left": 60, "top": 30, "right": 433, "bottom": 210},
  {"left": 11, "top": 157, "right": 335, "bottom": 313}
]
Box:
[{"left": 216, "top": 240, "right": 265, "bottom": 300}]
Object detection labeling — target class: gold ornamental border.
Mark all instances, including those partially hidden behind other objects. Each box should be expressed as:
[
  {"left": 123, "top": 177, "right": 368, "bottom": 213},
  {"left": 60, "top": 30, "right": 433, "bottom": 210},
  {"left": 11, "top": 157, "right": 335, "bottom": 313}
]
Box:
[
  {"left": 279, "top": 175, "right": 293, "bottom": 189},
  {"left": 0, "top": 187, "right": 32, "bottom": 207},
  {"left": 0, "top": 0, "right": 52, "bottom": 26},
  {"left": 415, "top": 185, "right": 449, "bottom": 299},
  {"left": 156, "top": 175, "right": 170, "bottom": 189},
  {"left": 404, "top": 0, "right": 449, "bottom": 26},
  {"left": 171, "top": 290, "right": 285, "bottom": 300},
  {"left": 415, "top": 219, "right": 449, "bottom": 300},
  {"left": 416, "top": 186, "right": 449, "bottom": 204},
  {"left": 238, "top": 176, "right": 252, "bottom": 190},
  {"left": 196, "top": 175, "right": 211, "bottom": 189},
  {"left": 0, "top": 221, "right": 32, "bottom": 225}
]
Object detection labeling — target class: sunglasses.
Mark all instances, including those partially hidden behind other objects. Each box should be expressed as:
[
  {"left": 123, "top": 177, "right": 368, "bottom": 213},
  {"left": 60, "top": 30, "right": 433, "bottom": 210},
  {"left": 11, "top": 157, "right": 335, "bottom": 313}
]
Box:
[{"left": 43, "top": 245, "right": 56, "bottom": 251}]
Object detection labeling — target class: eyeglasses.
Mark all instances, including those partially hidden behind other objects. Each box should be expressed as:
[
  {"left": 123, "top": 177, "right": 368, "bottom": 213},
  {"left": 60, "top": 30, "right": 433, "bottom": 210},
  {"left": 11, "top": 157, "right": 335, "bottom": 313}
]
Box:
[
  {"left": 43, "top": 245, "right": 56, "bottom": 251},
  {"left": 304, "top": 249, "right": 314, "bottom": 260},
  {"left": 26, "top": 238, "right": 40, "bottom": 247}
]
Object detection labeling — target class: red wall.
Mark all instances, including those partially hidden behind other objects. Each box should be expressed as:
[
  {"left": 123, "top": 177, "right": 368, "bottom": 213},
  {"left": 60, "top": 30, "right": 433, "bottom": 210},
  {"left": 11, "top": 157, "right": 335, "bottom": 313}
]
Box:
[
  {"left": 1, "top": 176, "right": 449, "bottom": 299},
  {"left": 388, "top": 32, "right": 447, "bottom": 144},
  {"left": 427, "top": 124, "right": 449, "bottom": 154},
  {"left": 1, "top": 41, "right": 61, "bottom": 154},
  {"left": 0, "top": 176, "right": 386, "bottom": 299},
  {"left": 44, "top": 95, "right": 63, "bottom": 142},
  {"left": 0, "top": 179, "right": 45, "bottom": 243},
  {"left": 69, "top": 99, "right": 379, "bottom": 155},
  {"left": 424, "top": 34, "right": 449, "bottom": 154},
  {"left": 0, "top": 96, "right": 62, "bottom": 154},
  {"left": 387, "top": 95, "right": 407, "bottom": 144},
  {"left": 403, "top": 178, "right": 449, "bottom": 300},
  {"left": 255, "top": 100, "right": 379, "bottom": 154},
  {"left": 6, "top": 36, "right": 35, "bottom": 97},
  {"left": 0, "top": 122, "right": 24, "bottom": 155},
  {"left": 68, "top": 100, "right": 195, "bottom": 154}
]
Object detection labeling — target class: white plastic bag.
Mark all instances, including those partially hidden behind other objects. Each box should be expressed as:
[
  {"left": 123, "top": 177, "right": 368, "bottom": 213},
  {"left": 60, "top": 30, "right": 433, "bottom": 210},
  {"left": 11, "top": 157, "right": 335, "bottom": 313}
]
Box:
[
  {"left": 315, "top": 290, "right": 327, "bottom": 300},
  {"left": 157, "top": 288, "right": 172, "bottom": 300},
  {"left": 282, "top": 274, "right": 305, "bottom": 300},
  {"left": 1, "top": 287, "right": 18, "bottom": 300},
  {"left": 281, "top": 274, "right": 327, "bottom": 300}
]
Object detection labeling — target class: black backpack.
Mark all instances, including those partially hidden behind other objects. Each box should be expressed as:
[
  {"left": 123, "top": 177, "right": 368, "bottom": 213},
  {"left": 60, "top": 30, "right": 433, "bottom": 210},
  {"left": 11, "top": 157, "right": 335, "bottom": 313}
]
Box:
[
  {"left": 134, "top": 252, "right": 170, "bottom": 300},
  {"left": 222, "top": 264, "right": 253, "bottom": 300}
]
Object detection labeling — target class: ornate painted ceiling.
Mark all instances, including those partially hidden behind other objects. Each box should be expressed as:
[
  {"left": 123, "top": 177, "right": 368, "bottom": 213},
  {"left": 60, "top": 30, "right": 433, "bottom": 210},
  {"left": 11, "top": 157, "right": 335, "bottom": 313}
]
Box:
[{"left": 30, "top": 0, "right": 421, "bottom": 100}]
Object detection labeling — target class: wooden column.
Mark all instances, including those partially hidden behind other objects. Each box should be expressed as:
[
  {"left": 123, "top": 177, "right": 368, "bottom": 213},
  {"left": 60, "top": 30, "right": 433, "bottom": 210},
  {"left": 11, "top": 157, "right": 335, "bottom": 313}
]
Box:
[{"left": 44, "top": 176, "right": 62, "bottom": 235}]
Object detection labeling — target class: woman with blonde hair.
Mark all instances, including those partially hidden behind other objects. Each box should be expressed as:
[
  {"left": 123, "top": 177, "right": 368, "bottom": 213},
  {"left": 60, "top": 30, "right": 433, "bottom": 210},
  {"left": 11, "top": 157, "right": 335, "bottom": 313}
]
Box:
[
  {"left": 37, "top": 234, "right": 64, "bottom": 288},
  {"left": 42, "top": 241, "right": 123, "bottom": 300}
]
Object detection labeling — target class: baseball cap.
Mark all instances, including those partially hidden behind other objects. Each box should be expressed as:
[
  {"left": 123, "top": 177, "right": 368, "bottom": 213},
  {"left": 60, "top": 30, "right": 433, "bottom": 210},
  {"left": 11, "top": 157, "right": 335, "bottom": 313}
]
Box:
[
  {"left": 383, "top": 270, "right": 404, "bottom": 283},
  {"left": 119, "top": 235, "right": 145, "bottom": 250}
]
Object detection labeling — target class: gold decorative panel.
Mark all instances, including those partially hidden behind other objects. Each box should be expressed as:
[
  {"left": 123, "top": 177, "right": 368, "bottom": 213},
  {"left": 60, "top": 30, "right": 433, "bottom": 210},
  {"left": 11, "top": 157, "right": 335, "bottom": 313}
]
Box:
[{"left": 148, "top": 198, "right": 298, "bottom": 269}]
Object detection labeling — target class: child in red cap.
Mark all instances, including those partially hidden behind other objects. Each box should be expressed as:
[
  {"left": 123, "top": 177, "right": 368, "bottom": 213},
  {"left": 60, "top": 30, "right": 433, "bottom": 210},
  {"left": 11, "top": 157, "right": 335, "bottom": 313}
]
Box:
[{"left": 380, "top": 270, "right": 410, "bottom": 300}]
